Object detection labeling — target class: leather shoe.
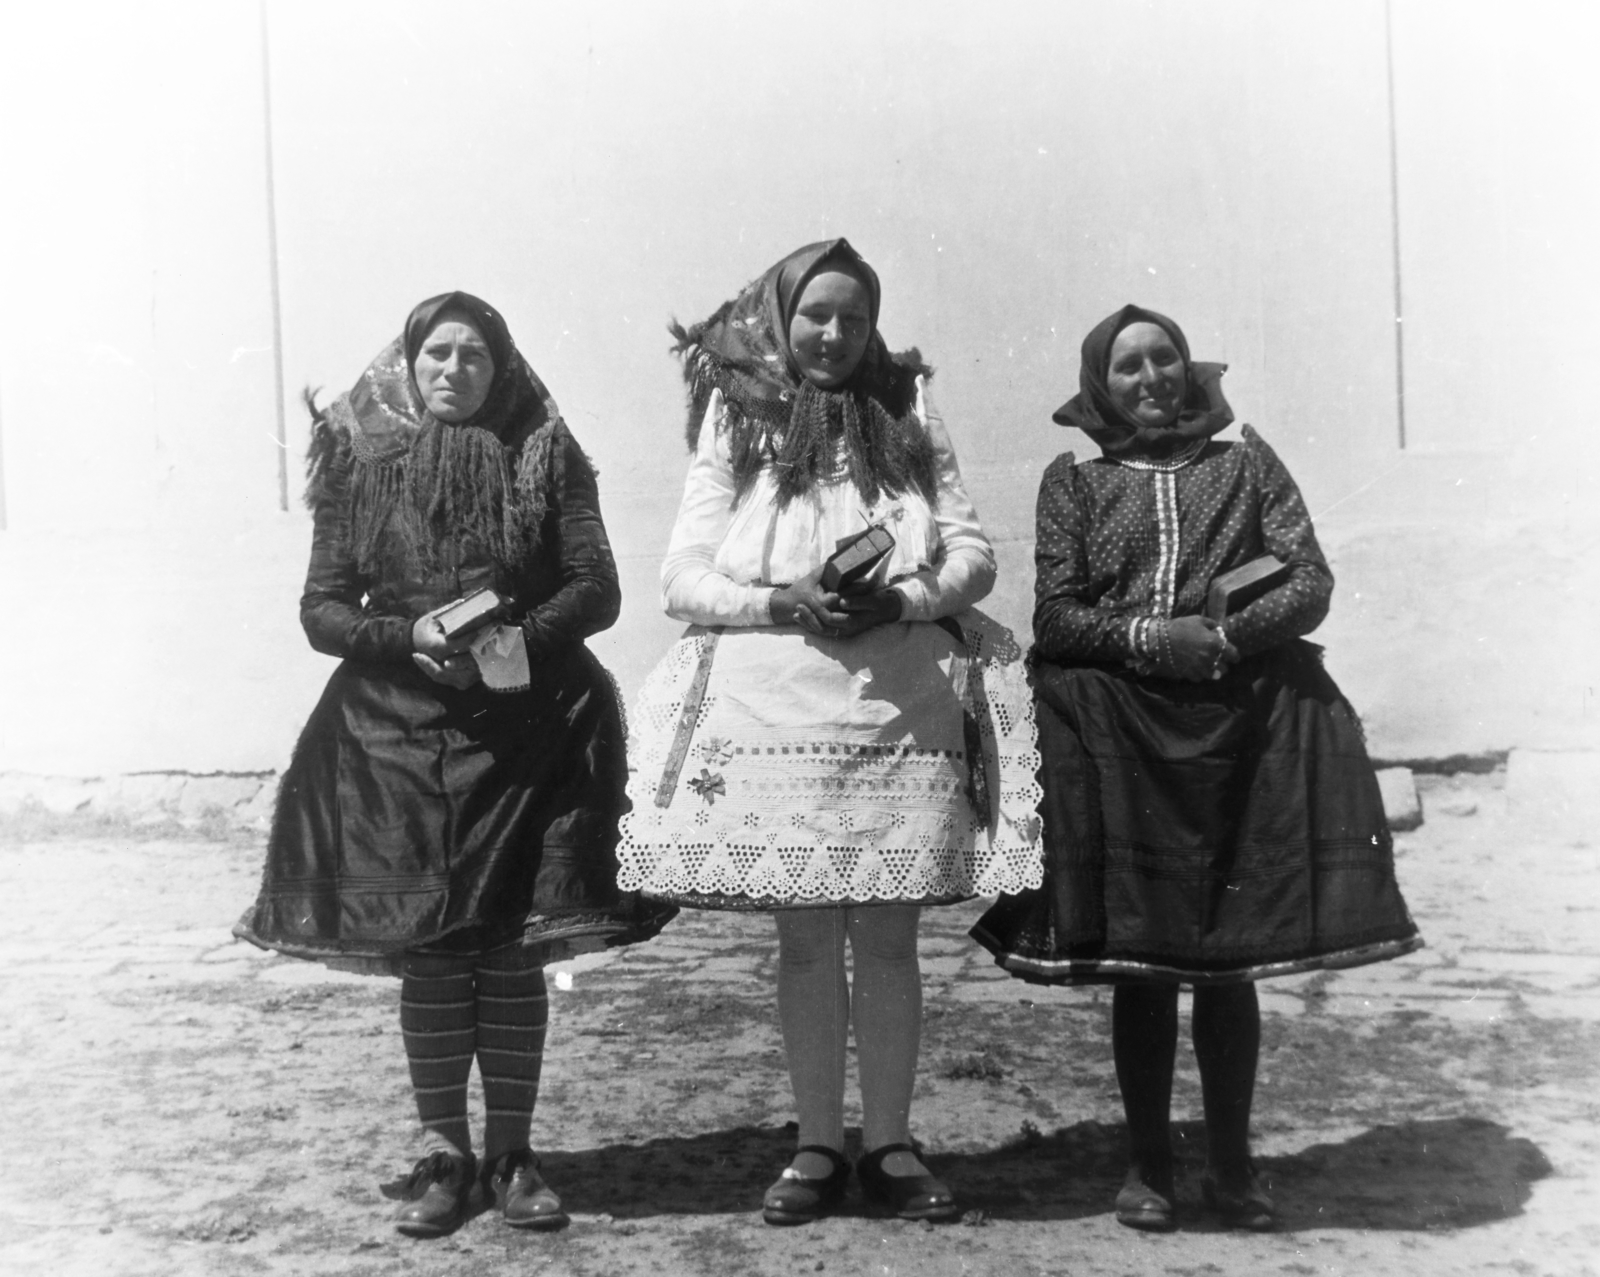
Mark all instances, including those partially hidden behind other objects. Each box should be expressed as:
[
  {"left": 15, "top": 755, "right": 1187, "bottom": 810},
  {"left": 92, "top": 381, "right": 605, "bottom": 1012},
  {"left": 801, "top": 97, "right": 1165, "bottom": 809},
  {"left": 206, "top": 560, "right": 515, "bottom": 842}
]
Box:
[
  {"left": 762, "top": 1145, "right": 851, "bottom": 1225},
  {"left": 856, "top": 1142, "right": 958, "bottom": 1221},
  {"left": 1201, "top": 1162, "right": 1276, "bottom": 1231},
  {"left": 1115, "top": 1166, "right": 1177, "bottom": 1232},
  {"left": 483, "top": 1148, "right": 568, "bottom": 1230},
  {"left": 385, "top": 1149, "right": 476, "bottom": 1238}
]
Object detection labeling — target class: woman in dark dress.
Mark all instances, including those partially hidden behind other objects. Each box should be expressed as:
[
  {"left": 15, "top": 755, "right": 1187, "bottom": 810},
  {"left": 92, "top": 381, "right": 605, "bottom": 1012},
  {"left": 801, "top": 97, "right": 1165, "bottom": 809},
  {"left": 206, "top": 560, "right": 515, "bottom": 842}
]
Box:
[
  {"left": 236, "top": 292, "right": 673, "bottom": 1238},
  {"left": 972, "top": 304, "right": 1420, "bottom": 1232}
]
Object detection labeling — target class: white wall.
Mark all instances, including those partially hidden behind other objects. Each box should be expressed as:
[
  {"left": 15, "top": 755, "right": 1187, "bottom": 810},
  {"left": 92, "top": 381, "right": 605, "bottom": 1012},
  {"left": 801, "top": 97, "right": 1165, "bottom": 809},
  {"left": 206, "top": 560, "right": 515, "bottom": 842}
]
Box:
[{"left": 0, "top": 0, "right": 1594, "bottom": 774}]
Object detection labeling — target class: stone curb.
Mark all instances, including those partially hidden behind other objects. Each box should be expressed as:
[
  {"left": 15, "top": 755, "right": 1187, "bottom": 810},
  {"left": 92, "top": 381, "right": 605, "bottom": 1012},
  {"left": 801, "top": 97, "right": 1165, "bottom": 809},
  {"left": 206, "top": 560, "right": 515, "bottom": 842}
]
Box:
[
  {"left": 5, "top": 752, "right": 1588, "bottom": 840},
  {"left": 0, "top": 770, "right": 281, "bottom": 832}
]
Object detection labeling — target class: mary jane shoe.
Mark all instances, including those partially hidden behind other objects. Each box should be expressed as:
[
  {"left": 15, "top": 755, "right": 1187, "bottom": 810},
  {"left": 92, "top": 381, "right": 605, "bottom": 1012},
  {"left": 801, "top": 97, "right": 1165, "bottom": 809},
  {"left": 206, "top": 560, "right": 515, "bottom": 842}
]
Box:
[
  {"left": 856, "top": 1142, "right": 958, "bottom": 1221},
  {"left": 762, "top": 1145, "right": 851, "bottom": 1225}
]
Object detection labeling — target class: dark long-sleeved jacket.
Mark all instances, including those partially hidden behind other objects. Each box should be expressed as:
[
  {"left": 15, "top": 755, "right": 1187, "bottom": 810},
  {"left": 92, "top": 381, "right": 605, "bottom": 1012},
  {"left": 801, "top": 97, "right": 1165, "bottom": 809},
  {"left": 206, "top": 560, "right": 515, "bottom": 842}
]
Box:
[
  {"left": 300, "top": 418, "right": 620, "bottom": 666},
  {"left": 1033, "top": 425, "right": 1331, "bottom": 663}
]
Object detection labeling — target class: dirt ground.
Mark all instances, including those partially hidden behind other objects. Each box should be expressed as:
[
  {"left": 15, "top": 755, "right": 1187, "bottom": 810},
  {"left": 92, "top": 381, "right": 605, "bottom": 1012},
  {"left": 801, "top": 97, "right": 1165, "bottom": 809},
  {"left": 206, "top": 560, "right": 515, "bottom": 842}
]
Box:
[{"left": 1, "top": 770, "right": 1597, "bottom": 1277}]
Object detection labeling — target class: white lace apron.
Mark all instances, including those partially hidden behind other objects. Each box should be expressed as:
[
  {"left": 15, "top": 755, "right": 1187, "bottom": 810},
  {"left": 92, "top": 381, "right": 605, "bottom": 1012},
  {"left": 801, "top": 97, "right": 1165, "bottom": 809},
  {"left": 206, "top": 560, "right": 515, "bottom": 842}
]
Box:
[{"left": 618, "top": 609, "right": 1041, "bottom": 907}]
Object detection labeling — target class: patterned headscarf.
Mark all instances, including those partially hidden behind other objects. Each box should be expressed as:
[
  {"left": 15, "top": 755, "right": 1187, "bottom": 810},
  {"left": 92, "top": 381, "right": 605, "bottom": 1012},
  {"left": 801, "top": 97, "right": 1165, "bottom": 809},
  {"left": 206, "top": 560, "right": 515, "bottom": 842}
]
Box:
[
  {"left": 669, "top": 239, "right": 936, "bottom": 509},
  {"left": 1052, "top": 303, "right": 1233, "bottom": 461},
  {"left": 307, "top": 291, "right": 565, "bottom": 576}
]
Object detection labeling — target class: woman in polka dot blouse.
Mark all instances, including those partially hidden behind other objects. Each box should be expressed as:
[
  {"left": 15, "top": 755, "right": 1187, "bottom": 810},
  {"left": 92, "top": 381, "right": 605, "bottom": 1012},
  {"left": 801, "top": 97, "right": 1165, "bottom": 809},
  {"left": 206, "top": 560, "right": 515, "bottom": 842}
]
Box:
[{"left": 973, "top": 304, "right": 1420, "bottom": 1234}]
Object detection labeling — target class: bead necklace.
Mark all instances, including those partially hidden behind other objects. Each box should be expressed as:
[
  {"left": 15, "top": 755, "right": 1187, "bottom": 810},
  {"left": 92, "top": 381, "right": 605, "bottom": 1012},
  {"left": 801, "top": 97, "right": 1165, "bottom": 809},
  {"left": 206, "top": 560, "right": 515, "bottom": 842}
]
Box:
[{"left": 1114, "top": 437, "right": 1209, "bottom": 473}]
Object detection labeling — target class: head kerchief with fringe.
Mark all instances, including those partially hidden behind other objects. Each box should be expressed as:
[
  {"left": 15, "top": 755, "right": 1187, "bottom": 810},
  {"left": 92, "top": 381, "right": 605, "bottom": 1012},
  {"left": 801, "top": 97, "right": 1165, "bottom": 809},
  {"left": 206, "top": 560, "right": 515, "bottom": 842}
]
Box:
[
  {"left": 1052, "top": 303, "right": 1234, "bottom": 461},
  {"left": 305, "top": 291, "right": 564, "bottom": 577},
  {"left": 669, "top": 238, "right": 937, "bottom": 509}
]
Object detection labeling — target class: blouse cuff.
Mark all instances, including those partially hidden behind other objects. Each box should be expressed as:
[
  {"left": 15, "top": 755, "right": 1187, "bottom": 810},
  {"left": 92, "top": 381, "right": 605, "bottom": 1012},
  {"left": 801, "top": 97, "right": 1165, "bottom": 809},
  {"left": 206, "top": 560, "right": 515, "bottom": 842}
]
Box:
[
  {"left": 890, "top": 579, "right": 930, "bottom": 623},
  {"left": 662, "top": 571, "right": 777, "bottom": 628},
  {"left": 744, "top": 584, "right": 779, "bottom": 627}
]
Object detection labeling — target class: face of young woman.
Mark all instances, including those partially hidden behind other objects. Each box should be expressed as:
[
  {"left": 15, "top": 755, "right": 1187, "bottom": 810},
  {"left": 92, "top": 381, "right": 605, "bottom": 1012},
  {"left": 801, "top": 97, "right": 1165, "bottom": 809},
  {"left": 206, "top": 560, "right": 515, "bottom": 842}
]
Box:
[
  {"left": 788, "top": 270, "right": 873, "bottom": 389},
  {"left": 413, "top": 320, "right": 496, "bottom": 422},
  {"left": 1106, "top": 321, "right": 1187, "bottom": 428}
]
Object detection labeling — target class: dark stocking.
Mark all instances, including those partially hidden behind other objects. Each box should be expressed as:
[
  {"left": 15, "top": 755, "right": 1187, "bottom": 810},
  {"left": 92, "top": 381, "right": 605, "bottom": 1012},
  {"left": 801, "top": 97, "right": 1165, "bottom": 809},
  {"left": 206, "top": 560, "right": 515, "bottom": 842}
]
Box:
[
  {"left": 475, "top": 944, "right": 550, "bottom": 1165},
  {"left": 1112, "top": 984, "right": 1178, "bottom": 1188},
  {"left": 1192, "top": 982, "right": 1260, "bottom": 1180},
  {"left": 399, "top": 952, "right": 477, "bottom": 1157}
]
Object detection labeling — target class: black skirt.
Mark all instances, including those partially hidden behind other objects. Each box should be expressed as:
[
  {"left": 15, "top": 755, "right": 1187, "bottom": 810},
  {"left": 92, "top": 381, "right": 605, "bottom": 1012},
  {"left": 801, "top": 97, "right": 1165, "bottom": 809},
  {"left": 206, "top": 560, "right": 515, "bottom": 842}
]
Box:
[
  {"left": 971, "top": 641, "right": 1420, "bottom": 985},
  {"left": 236, "top": 644, "right": 675, "bottom": 971}
]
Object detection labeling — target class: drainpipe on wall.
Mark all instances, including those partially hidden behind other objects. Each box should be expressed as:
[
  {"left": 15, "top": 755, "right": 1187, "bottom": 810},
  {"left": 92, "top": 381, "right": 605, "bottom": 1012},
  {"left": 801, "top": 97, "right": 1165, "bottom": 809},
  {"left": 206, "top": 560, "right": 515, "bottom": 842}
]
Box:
[{"left": 1385, "top": 0, "right": 1408, "bottom": 451}]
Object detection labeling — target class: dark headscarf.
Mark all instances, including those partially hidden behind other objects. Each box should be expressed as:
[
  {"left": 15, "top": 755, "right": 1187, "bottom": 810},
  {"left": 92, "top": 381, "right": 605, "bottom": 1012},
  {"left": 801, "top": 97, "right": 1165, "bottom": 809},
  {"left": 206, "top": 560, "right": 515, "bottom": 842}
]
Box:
[
  {"left": 1052, "top": 303, "right": 1233, "bottom": 461},
  {"left": 669, "top": 239, "right": 936, "bottom": 509},
  {"left": 306, "top": 291, "right": 565, "bottom": 575}
]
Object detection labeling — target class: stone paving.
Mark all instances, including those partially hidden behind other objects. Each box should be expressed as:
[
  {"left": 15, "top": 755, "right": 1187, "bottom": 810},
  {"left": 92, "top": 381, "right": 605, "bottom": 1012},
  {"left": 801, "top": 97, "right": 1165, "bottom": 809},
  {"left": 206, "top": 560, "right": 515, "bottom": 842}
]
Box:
[{"left": 0, "top": 769, "right": 1597, "bottom": 1276}]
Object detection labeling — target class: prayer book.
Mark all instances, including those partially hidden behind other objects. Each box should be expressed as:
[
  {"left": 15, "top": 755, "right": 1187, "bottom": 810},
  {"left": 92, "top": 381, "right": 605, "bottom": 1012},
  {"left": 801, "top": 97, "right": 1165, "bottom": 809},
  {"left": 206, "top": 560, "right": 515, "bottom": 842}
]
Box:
[
  {"left": 821, "top": 525, "right": 896, "bottom": 594},
  {"left": 1206, "top": 555, "right": 1290, "bottom": 622},
  {"left": 429, "top": 588, "right": 505, "bottom": 640}
]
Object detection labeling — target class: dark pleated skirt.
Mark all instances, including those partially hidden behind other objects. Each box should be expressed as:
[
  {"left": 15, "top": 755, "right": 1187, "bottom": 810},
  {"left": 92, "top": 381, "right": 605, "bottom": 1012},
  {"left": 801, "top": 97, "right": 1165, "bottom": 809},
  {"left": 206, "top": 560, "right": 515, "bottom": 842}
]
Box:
[
  {"left": 235, "top": 644, "right": 675, "bottom": 972},
  {"left": 971, "top": 640, "right": 1421, "bottom": 985}
]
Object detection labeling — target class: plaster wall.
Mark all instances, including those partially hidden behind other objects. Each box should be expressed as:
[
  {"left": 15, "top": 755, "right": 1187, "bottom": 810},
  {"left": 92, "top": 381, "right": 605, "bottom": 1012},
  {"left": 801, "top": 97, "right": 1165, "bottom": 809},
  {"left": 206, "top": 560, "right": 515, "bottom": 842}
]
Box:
[{"left": 0, "top": 0, "right": 1593, "bottom": 775}]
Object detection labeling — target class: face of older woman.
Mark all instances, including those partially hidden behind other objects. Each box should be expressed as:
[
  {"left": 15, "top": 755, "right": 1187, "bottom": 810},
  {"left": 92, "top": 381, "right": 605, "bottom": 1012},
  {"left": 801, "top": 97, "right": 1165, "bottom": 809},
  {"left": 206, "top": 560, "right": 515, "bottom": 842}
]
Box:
[
  {"left": 413, "top": 319, "right": 496, "bottom": 422},
  {"left": 1107, "top": 321, "right": 1187, "bottom": 428},
  {"left": 788, "top": 270, "right": 873, "bottom": 389}
]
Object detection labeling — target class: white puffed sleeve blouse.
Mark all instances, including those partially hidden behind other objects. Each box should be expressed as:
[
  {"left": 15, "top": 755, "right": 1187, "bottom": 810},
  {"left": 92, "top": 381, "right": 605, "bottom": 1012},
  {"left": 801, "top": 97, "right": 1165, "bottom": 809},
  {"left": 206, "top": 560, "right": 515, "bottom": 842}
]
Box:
[{"left": 660, "top": 378, "right": 996, "bottom": 628}]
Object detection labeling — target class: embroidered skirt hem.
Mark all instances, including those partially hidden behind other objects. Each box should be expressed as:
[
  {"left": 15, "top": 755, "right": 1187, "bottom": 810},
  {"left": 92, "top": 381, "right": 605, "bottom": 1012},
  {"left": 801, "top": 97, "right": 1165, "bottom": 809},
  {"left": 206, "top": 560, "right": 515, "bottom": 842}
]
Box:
[
  {"left": 970, "top": 930, "right": 1424, "bottom": 987},
  {"left": 233, "top": 907, "right": 672, "bottom": 976},
  {"left": 645, "top": 888, "right": 976, "bottom": 912}
]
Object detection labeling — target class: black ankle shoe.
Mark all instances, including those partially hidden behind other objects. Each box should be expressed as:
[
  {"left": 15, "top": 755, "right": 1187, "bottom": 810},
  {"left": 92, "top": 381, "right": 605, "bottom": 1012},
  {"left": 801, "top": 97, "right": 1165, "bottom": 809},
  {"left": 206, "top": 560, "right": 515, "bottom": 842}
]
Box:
[
  {"left": 1201, "top": 1161, "right": 1276, "bottom": 1231},
  {"left": 856, "top": 1143, "right": 958, "bottom": 1221},
  {"left": 483, "top": 1148, "right": 568, "bottom": 1231},
  {"left": 762, "top": 1145, "right": 851, "bottom": 1225},
  {"left": 383, "top": 1149, "right": 477, "bottom": 1238},
  {"left": 1115, "top": 1165, "right": 1177, "bottom": 1232}
]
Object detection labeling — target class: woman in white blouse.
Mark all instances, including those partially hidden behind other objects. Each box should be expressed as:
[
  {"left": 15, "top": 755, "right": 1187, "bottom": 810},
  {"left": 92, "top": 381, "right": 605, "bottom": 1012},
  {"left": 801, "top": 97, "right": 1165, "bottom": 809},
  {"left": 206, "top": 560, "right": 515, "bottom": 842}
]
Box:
[{"left": 619, "top": 240, "right": 1040, "bottom": 1225}]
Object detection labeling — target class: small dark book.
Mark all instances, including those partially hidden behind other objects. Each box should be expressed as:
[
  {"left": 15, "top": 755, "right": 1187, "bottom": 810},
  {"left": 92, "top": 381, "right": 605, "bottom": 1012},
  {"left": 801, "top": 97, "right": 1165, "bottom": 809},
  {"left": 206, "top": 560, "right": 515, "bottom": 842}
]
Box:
[
  {"left": 821, "top": 525, "right": 896, "bottom": 594},
  {"left": 431, "top": 588, "right": 505, "bottom": 640},
  {"left": 1206, "top": 555, "right": 1290, "bottom": 622}
]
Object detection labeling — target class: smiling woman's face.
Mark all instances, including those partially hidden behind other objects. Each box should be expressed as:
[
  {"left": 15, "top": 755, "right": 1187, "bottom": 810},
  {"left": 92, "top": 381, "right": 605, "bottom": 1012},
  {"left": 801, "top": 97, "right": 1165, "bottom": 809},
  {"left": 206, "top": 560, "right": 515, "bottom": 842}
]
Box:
[
  {"left": 1106, "top": 321, "right": 1187, "bottom": 428},
  {"left": 788, "top": 270, "right": 873, "bottom": 389},
  {"left": 412, "top": 319, "right": 496, "bottom": 422}
]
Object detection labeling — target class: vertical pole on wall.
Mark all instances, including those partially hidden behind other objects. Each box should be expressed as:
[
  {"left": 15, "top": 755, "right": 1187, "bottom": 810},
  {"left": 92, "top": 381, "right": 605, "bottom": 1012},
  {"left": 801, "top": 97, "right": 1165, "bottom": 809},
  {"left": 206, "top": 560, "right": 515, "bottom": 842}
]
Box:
[
  {"left": 0, "top": 378, "right": 8, "bottom": 530},
  {"left": 1384, "top": 0, "right": 1408, "bottom": 450},
  {"left": 260, "top": 0, "right": 289, "bottom": 510}
]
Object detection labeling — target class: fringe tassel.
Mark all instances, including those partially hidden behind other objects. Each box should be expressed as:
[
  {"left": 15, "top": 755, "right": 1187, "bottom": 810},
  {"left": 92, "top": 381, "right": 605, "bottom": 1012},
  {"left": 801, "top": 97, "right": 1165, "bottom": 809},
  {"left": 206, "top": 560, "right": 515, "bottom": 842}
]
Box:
[
  {"left": 302, "top": 389, "right": 558, "bottom": 578},
  {"left": 667, "top": 337, "right": 938, "bottom": 514}
]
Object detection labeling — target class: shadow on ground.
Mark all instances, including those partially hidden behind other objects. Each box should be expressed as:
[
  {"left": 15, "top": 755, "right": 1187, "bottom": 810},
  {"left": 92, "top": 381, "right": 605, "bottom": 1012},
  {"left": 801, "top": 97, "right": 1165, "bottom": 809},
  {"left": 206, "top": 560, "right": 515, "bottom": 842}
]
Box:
[
  {"left": 539, "top": 1115, "right": 1550, "bottom": 1231},
  {"left": 1261, "top": 1116, "right": 1554, "bottom": 1232}
]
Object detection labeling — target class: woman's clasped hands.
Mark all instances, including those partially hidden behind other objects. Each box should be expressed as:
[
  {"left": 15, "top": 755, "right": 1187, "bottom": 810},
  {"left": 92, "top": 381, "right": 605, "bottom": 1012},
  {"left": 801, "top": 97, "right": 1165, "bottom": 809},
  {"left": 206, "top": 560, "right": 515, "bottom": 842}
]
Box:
[
  {"left": 411, "top": 615, "right": 483, "bottom": 688},
  {"left": 769, "top": 566, "right": 904, "bottom": 639},
  {"left": 1160, "top": 615, "right": 1239, "bottom": 682}
]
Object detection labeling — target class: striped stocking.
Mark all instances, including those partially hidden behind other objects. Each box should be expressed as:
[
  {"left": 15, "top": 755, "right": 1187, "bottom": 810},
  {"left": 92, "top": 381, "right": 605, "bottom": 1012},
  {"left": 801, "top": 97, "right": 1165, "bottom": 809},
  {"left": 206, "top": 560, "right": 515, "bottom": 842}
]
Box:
[
  {"left": 399, "top": 952, "right": 477, "bottom": 1157},
  {"left": 475, "top": 944, "right": 549, "bottom": 1163}
]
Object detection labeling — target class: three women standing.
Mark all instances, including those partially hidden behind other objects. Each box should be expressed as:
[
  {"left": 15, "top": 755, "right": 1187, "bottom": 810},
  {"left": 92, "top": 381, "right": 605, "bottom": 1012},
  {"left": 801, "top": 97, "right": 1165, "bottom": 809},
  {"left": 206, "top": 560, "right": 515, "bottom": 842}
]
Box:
[
  {"left": 236, "top": 292, "right": 673, "bottom": 1237},
  {"left": 242, "top": 274, "right": 1418, "bottom": 1241},
  {"left": 974, "top": 304, "right": 1420, "bottom": 1231},
  {"left": 618, "top": 240, "right": 1042, "bottom": 1223}
]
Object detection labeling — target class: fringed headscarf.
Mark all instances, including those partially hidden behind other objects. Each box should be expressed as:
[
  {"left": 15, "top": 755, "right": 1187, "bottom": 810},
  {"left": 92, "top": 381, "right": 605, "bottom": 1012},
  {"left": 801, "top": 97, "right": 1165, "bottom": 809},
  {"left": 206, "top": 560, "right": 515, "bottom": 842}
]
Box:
[
  {"left": 1052, "top": 303, "right": 1234, "bottom": 461},
  {"left": 305, "top": 291, "right": 564, "bottom": 577},
  {"left": 669, "top": 238, "right": 938, "bottom": 510}
]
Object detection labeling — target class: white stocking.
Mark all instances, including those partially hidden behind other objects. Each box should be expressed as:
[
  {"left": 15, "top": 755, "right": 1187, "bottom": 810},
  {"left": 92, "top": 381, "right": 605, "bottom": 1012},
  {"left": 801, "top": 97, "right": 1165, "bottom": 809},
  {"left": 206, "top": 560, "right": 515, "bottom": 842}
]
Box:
[
  {"left": 775, "top": 908, "right": 849, "bottom": 1172},
  {"left": 848, "top": 905, "right": 924, "bottom": 1173}
]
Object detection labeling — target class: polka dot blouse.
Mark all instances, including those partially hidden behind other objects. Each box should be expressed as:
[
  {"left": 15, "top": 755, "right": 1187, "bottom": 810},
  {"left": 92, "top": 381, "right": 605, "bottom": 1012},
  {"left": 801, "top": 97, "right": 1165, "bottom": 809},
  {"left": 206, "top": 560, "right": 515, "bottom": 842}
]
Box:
[{"left": 1032, "top": 425, "right": 1333, "bottom": 663}]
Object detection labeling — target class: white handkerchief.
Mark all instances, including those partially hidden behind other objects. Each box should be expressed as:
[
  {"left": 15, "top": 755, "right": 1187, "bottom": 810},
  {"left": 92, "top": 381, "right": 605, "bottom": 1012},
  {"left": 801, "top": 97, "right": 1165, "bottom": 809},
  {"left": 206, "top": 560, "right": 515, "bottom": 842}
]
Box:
[{"left": 470, "top": 624, "right": 530, "bottom": 692}]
